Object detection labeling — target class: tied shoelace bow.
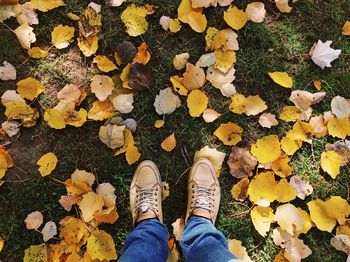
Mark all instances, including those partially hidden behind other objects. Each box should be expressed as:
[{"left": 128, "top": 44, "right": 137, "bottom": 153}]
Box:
[
  {"left": 135, "top": 187, "right": 158, "bottom": 214},
  {"left": 191, "top": 184, "right": 215, "bottom": 212}
]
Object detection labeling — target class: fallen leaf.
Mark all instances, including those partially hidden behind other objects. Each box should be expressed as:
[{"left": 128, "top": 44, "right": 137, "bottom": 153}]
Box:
[
  {"left": 121, "top": 4, "right": 149, "bottom": 37},
  {"left": 161, "top": 133, "right": 176, "bottom": 152},
  {"left": 154, "top": 119, "right": 165, "bottom": 128},
  {"left": 133, "top": 42, "right": 151, "bottom": 64},
  {"left": 86, "top": 230, "right": 117, "bottom": 260},
  {"left": 31, "top": 0, "right": 65, "bottom": 12},
  {"left": 169, "top": 18, "right": 182, "bottom": 32},
  {"left": 250, "top": 206, "right": 274, "bottom": 237},
  {"left": 246, "top": 2, "right": 266, "bottom": 23},
  {"left": 77, "top": 35, "right": 99, "bottom": 57},
  {"left": 309, "top": 115, "right": 328, "bottom": 138},
  {"left": 78, "top": 192, "right": 104, "bottom": 222},
  {"left": 17, "top": 77, "right": 44, "bottom": 101},
  {"left": 58, "top": 195, "right": 78, "bottom": 211},
  {"left": 289, "top": 175, "right": 313, "bottom": 200},
  {"left": 154, "top": 87, "right": 181, "bottom": 115},
  {"left": 331, "top": 96, "right": 350, "bottom": 118},
  {"left": 251, "top": 135, "right": 281, "bottom": 164},
  {"left": 187, "top": 89, "right": 208, "bottom": 117},
  {"left": 128, "top": 63, "right": 154, "bottom": 90},
  {"left": 231, "top": 177, "right": 249, "bottom": 202},
  {"left": 308, "top": 196, "right": 350, "bottom": 232},
  {"left": 99, "top": 124, "right": 125, "bottom": 149},
  {"left": 23, "top": 244, "right": 47, "bottom": 262},
  {"left": 271, "top": 153, "right": 292, "bottom": 178},
  {"left": 248, "top": 171, "right": 277, "bottom": 206},
  {"left": 107, "top": 0, "right": 126, "bottom": 7},
  {"left": 0, "top": 239, "right": 3, "bottom": 253},
  {"left": 111, "top": 94, "right": 134, "bottom": 114},
  {"left": 0, "top": 5, "right": 16, "bottom": 23},
  {"left": 268, "top": 72, "right": 293, "bottom": 88},
  {"left": 289, "top": 90, "right": 326, "bottom": 111},
  {"left": 93, "top": 206, "right": 119, "bottom": 224},
  {"left": 214, "top": 122, "right": 243, "bottom": 146},
  {"left": 162, "top": 182, "right": 170, "bottom": 200},
  {"left": 41, "top": 221, "right": 57, "bottom": 242},
  {"left": 228, "top": 239, "right": 252, "bottom": 261},
  {"left": 227, "top": 146, "right": 257, "bottom": 178},
  {"left": 14, "top": 23, "right": 36, "bottom": 49},
  {"left": 327, "top": 118, "right": 350, "bottom": 139},
  {"left": 206, "top": 65, "right": 236, "bottom": 91},
  {"left": 0, "top": 61, "right": 16, "bottom": 80},
  {"left": 279, "top": 106, "right": 301, "bottom": 122},
  {"left": 24, "top": 211, "right": 43, "bottom": 230},
  {"left": 96, "top": 183, "right": 116, "bottom": 207},
  {"left": 202, "top": 108, "right": 221, "bottom": 123},
  {"left": 125, "top": 144, "right": 141, "bottom": 165},
  {"left": 284, "top": 237, "right": 312, "bottom": 262},
  {"left": 214, "top": 49, "right": 236, "bottom": 73},
  {"left": 331, "top": 234, "right": 350, "bottom": 255},
  {"left": 59, "top": 216, "right": 90, "bottom": 247},
  {"left": 51, "top": 24, "right": 75, "bottom": 49},
  {"left": 172, "top": 218, "right": 185, "bottom": 241},
  {"left": 88, "top": 100, "right": 115, "bottom": 121},
  {"left": 342, "top": 21, "right": 350, "bottom": 36},
  {"left": 159, "top": 15, "right": 171, "bottom": 30},
  {"left": 37, "top": 152, "right": 57, "bottom": 177},
  {"left": 173, "top": 53, "right": 190, "bottom": 70},
  {"left": 27, "top": 47, "right": 48, "bottom": 58},
  {"left": 93, "top": 55, "right": 117, "bottom": 72},
  {"left": 91, "top": 75, "right": 114, "bottom": 102},
  {"left": 310, "top": 40, "right": 341, "bottom": 69},
  {"left": 259, "top": 113, "right": 278, "bottom": 128},
  {"left": 224, "top": 6, "right": 247, "bottom": 30},
  {"left": 178, "top": 0, "right": 207, "bottom": 32},
  {"left": 274, "top": 204, "right": 304, "bottom": 235},
  {"left": 57, "top": 84, "right": 81, "bottom": 104},
  {"left": 2, "top": 121, "right": 20, "bottom": 137},
  {"left": 194, "top": 146, "right": 226, "bottom": 175},
  {"left": 320, "top": 150, "right": 342, "bottom": 179},
  {"left": 325, "top": 140, "right": 350, "bottom": 166},
  {"left": 182, "top": 63, "right": 206, "bottom": 90},
  {"left": 1, "top": 91, "right": 24, "bottom": 108},
  {"left": 245, "top": 95, "right": 267, "bottom": 116},
  {"left": 272, "top": 227, "right": 292, "bottom": 248}
]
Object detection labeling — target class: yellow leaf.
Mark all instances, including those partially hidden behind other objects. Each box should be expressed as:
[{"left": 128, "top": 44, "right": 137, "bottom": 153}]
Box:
[
  {"left": 228, "top": 239, "right": 252, "bottom": 261},
  {"left": 114, "top": 52, "right": 123, "bottom": 66},
  {"left": 212, "top": 29, "right": 239, "bottom": 51},
  {"left": 245, "top": 95, "right": 267, "bottom": 116},
  {"left": 320, "top": 150, "right": 342, "bottom": 179},
  {"left": 279, "top": 106, "right": 301, "bottom": 122},
  {"left": 276, "top": 179, "right": 296, "bottom": 203},
  {"left": 161, "top": 132, "right": 176, "bottom": 152},
  {"left": 268, "top": 72, "right": 293, "bottom": 88},
  {"left": 187, "top": 89, "right": 208, "bottom": 117},
  {"left": 4, "top": 101, "right": 34, "bottom": 119},
  {"left": 120, "top": 63, "right": 131, "bottom": 89},
  {"left": 24, "top": 244, "right": 47, "bottom": 262},
  {"left": 31, "top": 0, "right": 65, "bottom": 12},
  {"left": 88, "top": 100, "right": 115, "bottom": 121},
  {"left": 170, "top": 76, "right": 188, "bottom": 96},
  {"left": 224, "top": 6, "right": 247, "bottom": 30},
  {"left": 93, "top": 55, "right": 118, "bottom": 73},
  {"left": 231, "top": 177, "right": 249, "bottom": 202},
  {"left": 178, "top": 0, "right": 191, "bottom": 23},
  {"left": 327, "top": 118, "right": 350, "bottom": 139},
  {"left": 154, "top": 119, "right": 165, "bottom": 128},
  {"left": 125, "top": 145, "right": 141, "bottom": 165},
  {"left": 59, "top": 216, "right": 90, "bottom": 246},
  {"left": 77, "top": 35, "right": 99, "bottom": 57},
  {"left": 93, "top": 206, "right": 119, "bottom": 224},
  {"left": 64, "top": 108, "right": 87, "bottom": 127},
  {"left": 37, "top": 152, "right": 57, "bottom": 177},
  {"left": 99, "top": 124, "right": 125, "bottom": 149},
  {"left": 44, "top": 109, "right": 66, "bottom": 129},
  {"left": 308, "top": 196, "right": 350, "bottom": 232},
  {"left": 17, "top": 77, "right": 44, "bottom": 101},
  {"left": 14, "top": 23, "right": 36, "bottom": 49},
  {"left": 342, "top": 21, "right": 350, "bottom": 36},
  {"left": 182, "top": 63, "right": 206, "bottom": 90},
  {"left": 51, "top": 24, "right": 75, "bottom": 49},
  {"left": 205, "top": 27, "right": 219, "bottom": 51},
  {"left": 281, "top": 135, "right": 302, "bottom": 156},
  {"left": 250, "top": 206, "right": 274, "bottom": 237},
  {"left": 78, "top": 192, "right": 104, "bottom": 222},
  {"left": 229, "top": 93, "right": 246, "bottom": 115},
  {"left": 121, "top": 4, "right": 149, "bottom": 37},
  {"left": 214, "top": 122, "right": 243, "bottom": 146},
  {"left": 187, "top": 10, "right": 207, "bottom": 33},
  {"left": 28, "top": 47, "right": 48, "bottom": 58},
  {"left": 251, "top": 135, "right": 281, "bottom": 164},
  {"left": 91, "top": 75, "right": 115, "bottom": 101},
  {"left": 0, "top": 239, "right": 3, "bottom": 253},
  {"left": 87, "top": 230, "right": 117, "bottom": 261},
  {"left": 214, "top": 49, "right": 236, "bottom": 73},
  {"left": 247, "top": 171, "right": 277, "bottom": 206},
  {"left": 297, "top": 208, "right": 313, "bottom": 235},
  {"left": 169, "top": 18, "right": 182, "bottom": 33},
  {"left": 133, "top": 42, "right": 151, "bottom": 64},
  {"left": 313, "top": 80, "right": 321, "bottom": 90},
  {"left": 271, "top": 153, "right": 293, "bottom": 177}
]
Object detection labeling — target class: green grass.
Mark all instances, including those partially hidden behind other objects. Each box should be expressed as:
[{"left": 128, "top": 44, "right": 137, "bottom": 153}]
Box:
[{"left": 0, "top": 0, "right": 349, "bottom": 261}]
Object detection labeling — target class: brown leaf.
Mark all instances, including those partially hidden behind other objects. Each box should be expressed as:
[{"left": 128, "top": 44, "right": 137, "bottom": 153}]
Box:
[
  {"left": 116, "top": 41, "right": 137, "bottom": 64},
  {"left": 129, "top": 63, "right": 154, "bottom": 90},
  {"left": 227, "top": 146, "right": 257, "bottom": 178}
]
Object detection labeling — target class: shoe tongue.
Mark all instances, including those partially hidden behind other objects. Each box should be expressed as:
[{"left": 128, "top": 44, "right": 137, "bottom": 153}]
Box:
[{"left": 194, "top": 164, "right": 214, "bottom": 185}]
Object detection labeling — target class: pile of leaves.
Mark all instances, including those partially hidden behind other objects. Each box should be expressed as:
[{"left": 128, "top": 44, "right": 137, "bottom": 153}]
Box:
[{"left": 0, "top": 0, "right": 349, "bottom": 261}]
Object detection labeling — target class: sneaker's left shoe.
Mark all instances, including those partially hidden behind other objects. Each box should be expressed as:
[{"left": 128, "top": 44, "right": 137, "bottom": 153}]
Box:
[{"left": 130, "top": 160, "right": 163, "bottom": 225}]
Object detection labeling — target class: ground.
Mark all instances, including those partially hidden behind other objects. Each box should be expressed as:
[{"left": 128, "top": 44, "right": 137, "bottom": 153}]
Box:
[{"left": 0, "top": 0, "right": 349, "bottom": 261}]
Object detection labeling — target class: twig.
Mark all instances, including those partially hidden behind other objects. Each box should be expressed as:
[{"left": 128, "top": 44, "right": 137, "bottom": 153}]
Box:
[{"left": 175, "top": 167, "right": 191, "bottom": 185}]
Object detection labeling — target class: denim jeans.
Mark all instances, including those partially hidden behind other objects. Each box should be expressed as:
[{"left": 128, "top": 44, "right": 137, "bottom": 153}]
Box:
[{"left": 118, "top": 216, "right": 239, "bottom": 262}]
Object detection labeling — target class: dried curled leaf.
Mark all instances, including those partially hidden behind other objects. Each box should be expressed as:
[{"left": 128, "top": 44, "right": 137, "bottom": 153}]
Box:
[{"left": 227, "top": 146, "right": 257, "bottom": 178}]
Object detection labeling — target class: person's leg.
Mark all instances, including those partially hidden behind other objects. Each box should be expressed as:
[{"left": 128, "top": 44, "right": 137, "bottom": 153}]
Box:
[
  {"left": 119, "top": 218, "right": 168, "bottom": 262},
  {"left": 180, "top": 158, "right": 238, "bottom": 262},
  {"left": 118, "top": 160, "right": 168, "bottom": 262}
]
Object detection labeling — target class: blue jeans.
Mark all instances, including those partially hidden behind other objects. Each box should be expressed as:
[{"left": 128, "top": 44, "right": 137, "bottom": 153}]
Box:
[{"left": 118, "top": 216, "right": 237, "bottom": 262}]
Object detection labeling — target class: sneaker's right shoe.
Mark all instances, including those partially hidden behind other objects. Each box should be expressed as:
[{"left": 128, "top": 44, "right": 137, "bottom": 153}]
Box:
[{"left": 185, "top": 158, "right": 221, "bottom": 224}]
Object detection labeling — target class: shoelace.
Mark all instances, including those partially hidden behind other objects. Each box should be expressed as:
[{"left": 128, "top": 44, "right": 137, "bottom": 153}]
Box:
[
  {"left": 135, "top": 187, "right": 158, "bottom": 215},
  {"left": 190, "top": 185, "right": 215, "bottom": 212}
]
